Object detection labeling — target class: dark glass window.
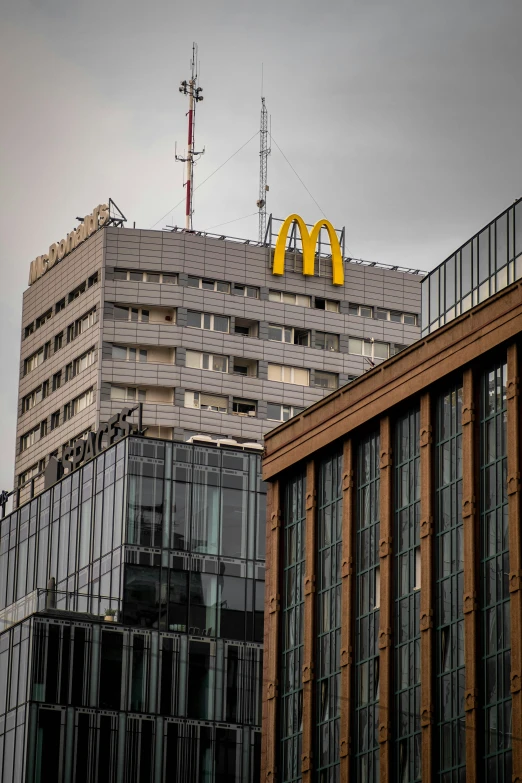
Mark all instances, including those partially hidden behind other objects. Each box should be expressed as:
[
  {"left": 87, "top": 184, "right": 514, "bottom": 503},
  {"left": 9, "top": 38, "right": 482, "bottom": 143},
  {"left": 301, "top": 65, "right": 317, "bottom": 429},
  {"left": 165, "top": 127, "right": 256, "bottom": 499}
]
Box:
[
  {"left": 34, "top": 708, "right": 61, "bottom": 780},
  {"left": 315, "top": 451, "right": 342, "bottom": 779},
  {"left": 99, "top": 630, "right": 123, "bottom": 709},
  {"left": 218, "top": 575, "right": 246, "bottom": 640},
  {"left": 171, "top": 480, "right": 190, "bottom": 550},
  {"left": 127, "top": 474, "right": 164, "bottom": 548},
  {"left": 480, "top": 362, "right": 511, "bottom": 781},
  {"left": 187, "top": 640, "right": 214, "bottom": 719},
  {"left": 435, "top": 383, "right": 465, "bottom": 779},
  {"left": 123, "top": 565, "right": 160, "bottom": 628},
  {"left": 221, "top": 484, "right": 247, "bottom": 559},
  {"left": 168, "top": 570, "right": 188, "bottom": 632},
  {"left": 394, "top": 408, "right": 421, "bottom": 782},
  {"left": 189, "top": 573, "right": 217, "bottom": 636},
  {"left": 354, "top": 431, "right": 380, "bottom": 781},
  {"left": 279, "top": 471, "right": 306, "bottom": 783}
]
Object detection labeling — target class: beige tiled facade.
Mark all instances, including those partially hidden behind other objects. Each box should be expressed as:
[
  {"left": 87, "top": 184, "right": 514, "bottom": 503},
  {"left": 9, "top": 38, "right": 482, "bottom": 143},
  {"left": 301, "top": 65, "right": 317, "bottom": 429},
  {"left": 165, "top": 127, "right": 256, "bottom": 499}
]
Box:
[{"left": 14, "top": 224, "right": 423, "bottom": 503}]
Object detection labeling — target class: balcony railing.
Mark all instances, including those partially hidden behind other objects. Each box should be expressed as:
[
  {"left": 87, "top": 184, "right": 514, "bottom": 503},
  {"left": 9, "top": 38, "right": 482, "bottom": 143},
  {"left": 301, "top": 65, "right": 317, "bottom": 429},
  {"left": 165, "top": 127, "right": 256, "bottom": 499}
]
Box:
[{"left": 0, "top": 589, "right": 122, "bottom": 632}]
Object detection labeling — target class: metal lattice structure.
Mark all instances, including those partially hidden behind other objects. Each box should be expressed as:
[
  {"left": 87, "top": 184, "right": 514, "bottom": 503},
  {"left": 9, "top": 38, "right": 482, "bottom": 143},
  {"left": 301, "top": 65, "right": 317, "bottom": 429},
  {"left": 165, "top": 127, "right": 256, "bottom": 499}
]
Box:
[
  {"left": 176, "top": 43, "right": 205, "bottom": 230},
  {"left": 257, "top": 97, "right": 270, "bottom": 243}
]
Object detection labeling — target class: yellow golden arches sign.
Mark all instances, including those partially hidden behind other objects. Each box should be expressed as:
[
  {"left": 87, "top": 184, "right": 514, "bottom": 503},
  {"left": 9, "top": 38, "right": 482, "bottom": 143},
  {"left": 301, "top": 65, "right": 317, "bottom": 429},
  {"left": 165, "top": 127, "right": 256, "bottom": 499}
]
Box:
[{"left": 272, "top": 214, "right": 344, "bottom": 286}]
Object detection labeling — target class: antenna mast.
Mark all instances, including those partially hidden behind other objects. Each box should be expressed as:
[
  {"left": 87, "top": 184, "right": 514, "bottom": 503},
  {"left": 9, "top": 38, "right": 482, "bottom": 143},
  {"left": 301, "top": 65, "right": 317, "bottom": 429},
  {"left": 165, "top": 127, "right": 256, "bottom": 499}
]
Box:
[
  {"left": 176, "top": 43, "right": 205, "bottom": 230},
  {"left": 257, "top": 93, "right": 271, "bottom": 243}
]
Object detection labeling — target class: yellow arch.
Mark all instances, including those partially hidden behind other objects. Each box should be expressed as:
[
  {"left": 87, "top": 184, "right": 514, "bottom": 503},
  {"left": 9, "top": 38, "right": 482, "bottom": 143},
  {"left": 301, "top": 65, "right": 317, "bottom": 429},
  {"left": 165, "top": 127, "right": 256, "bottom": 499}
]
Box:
[{"left": 272, "top": 214, "right": 344, "bottom": 286}]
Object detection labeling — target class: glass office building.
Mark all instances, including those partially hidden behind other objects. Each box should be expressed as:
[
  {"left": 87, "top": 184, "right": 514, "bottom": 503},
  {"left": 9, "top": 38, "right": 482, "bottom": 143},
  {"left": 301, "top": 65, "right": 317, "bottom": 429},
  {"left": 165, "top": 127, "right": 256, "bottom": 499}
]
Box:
[
  {"left": 421, "top": 196, "right": 522, "bottom": 335},
  {"left": 0, "top": 435, "right": 265, "bottom": 782},
  {"left": 262, "top": 256, "right": 522, "bottom": 782}
]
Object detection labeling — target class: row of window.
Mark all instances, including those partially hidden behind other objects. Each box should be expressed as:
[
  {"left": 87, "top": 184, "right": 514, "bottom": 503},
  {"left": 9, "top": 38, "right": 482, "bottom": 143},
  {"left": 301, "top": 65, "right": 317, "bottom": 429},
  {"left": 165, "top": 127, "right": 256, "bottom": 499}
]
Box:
[
  {"left": 111, "top": 305, "right": 406, "bottom": 358},
  {"left": 21, "top": 347, "right": 96, "bottom": 414},
  {"left": 347, "top": 302, "right": 418, "bottom": 325},
  {"left": 108, "top": 383, "right": 314, "bottom": 421},
  {"left": 23, "top": 307, "right": 96, "bottom": 376},
  {"left": 23, "top": 272, "right": 98, "bottom": 339},
  {"left": 20, "top": 388, "right": 94, "bottom": 453},
  {"left": 113, "top": 266, "right": 419, "bottom": 324}
]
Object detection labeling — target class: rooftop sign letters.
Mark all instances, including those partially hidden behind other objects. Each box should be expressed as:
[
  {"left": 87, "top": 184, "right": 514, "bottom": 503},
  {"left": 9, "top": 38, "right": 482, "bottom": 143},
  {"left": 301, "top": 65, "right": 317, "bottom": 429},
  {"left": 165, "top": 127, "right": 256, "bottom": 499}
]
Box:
[
  {"left": 272, "top": 214, "right": 345, "bottom": 286},
  {"left": 44, "top": 408, "right": 133, "bottom": 488},
  {"left": 28, "top": 204, "right": 110, "bottom": 286}
]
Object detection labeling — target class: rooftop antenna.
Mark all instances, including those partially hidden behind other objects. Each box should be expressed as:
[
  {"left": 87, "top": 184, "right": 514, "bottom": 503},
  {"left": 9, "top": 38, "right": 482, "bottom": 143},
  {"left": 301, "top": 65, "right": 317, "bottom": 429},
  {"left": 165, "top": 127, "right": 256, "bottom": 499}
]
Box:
[
  {"left": 257, "top": 65, "right": 271, "bottom": 243},
  {"left": 176, "top": 43, "right": 205, "bottom": 230}
]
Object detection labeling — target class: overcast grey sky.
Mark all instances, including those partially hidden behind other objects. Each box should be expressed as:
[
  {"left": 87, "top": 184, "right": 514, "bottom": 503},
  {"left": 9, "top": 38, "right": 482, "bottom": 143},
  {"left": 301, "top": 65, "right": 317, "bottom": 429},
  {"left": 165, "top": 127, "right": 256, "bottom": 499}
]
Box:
[{"left": 1, "top": 0, "right": 521, "bottom": 490}]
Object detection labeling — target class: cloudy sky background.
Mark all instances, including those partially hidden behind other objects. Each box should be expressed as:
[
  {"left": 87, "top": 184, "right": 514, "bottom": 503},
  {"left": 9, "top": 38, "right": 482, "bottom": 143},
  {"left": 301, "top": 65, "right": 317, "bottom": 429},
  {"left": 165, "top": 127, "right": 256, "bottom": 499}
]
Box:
[{"left": 1, "top": 0, "right": 521, "bottom": 489}]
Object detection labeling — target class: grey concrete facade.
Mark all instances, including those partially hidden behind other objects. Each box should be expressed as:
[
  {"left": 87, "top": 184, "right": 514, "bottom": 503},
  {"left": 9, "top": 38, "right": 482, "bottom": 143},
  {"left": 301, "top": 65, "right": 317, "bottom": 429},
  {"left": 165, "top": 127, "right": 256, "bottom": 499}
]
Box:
[{"left": 14, "top": 223, "right": 423, "bottom": 503}]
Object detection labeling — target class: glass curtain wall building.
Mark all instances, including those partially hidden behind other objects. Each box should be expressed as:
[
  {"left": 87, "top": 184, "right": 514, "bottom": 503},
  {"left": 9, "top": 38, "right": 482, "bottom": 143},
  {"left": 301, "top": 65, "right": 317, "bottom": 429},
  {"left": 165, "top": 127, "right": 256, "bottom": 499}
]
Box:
[
  {"left": 421, "top": 196, "right": 522, "bottom": 335},
  {"left": 261, "top": 234, "right": 522, "bottom": 783},
  {"left": 0, "top": 435, "right": 265, "bottom": 782}
]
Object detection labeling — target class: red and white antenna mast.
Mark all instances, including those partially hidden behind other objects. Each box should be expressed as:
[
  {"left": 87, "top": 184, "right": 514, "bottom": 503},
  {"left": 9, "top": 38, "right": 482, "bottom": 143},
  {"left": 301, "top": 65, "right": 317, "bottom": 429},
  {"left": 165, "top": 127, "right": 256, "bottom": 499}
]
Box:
[{"left": 176, "top": 43, "right": 205, "bottom": 230}]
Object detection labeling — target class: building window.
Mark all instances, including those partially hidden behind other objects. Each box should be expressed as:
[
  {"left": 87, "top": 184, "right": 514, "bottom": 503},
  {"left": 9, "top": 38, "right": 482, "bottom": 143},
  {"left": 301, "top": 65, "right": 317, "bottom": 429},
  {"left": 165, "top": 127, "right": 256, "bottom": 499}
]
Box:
[
  {"left": 232, "top": 357, "right": 257, "bottom": 377},
  {"left": 186, "top": 311, "right": 229, "bottom": 333},
  {"left": 74, "top": 347, "right": 96, "bottom": 375},
  {"left": 22, "top": 385, "right": 47, "bottom": 413},
  {"left": 375, "top": 307, "right": 418, "bottom": 326},
  {"left": 186, "top": 350, "right": 228, "bottom": 373},
  {"left": 435, "top": 383, "right": 465, "bottom": 779},
  {"left": 112, "top": 306, "right": 151, "bottom": 323},
  {"left": 24, "top": 347, "right": 44, "bottom": 375},
  {"left": 314, "top": 297, "right": 339, "bottom": 312},
  {"left": 18, "top": 463, "right": 39, "bottom": 486},
  {"left": 54, "top": 332, "right": 63, "bottom": 352},
  {"left": 354, "top": 431, "right": 380, "bottom": 781},
  {"left": 72, "top": 388, "right": 94, "bottom": 415},
  {"left": 35, "top": 309, "right": 53, "bottom": 329},
  {"left": 314, "top": 331, "right": 339, "bottom": 352},
  {"left": 267, "top": 363, "right": 309, "bottom": 386},
  {"left": 112, "top": 345, "right": 148, "bottom": 363},
  {"left": 68, "top": 308, "right": 96, "bottom": 342},
  {"left": 268, "top": 324, "right": 310, "bottom": 346},
  {"left": 21, "top": 425, "right": 41, "bottom": 451},
  {"left": 52, "top": 371, "right": 62, "bottom": 391},
  {"left": 349, "top": 303, "right": 373, "bottom": 318},
  {"left": 114, "top": 269, "right": 177, "bottom": 284},
  {"left": 24, "top": 322, "right": 34, "bottom": 338},
  {"left": 394, "top": 408, "right": 421, "bottom": 782},
  {"left": 268, "top": 289, "right": 311, "bottom": 307},
  {"left": 88, "top": 272, "right": 99, "bottom": 287},
  {"left": 231, "top": 398, "right": 256, "bottom": 417},
  {"left": 111, "top": 386, "right": 147, "bottom": 403},
  {"left": 480, "top": 362, "right": 511, "bottom": 779},
  {"left": 266, "top": 403, "right": 304, "bottom": 422},
  {"left": 314, "top": 370, "right": 338, "bottom": 390},
  {"left": 232, "top": 283, "right": 259, "bottom": 298},
  {"left": 348, "top": 338, "right": 390, "bottom": 360},
  {"left": 280, "top": 470, "right": 306, "bottom": 781},
  {"left": 55, "top": 298, "right": 65, "bottom": 313},
  {"left": 50, "top": 411, "right": 60, "bottom": 430},
  {"left": 234, "top": 318, "right": 258, "bottom": 337},
  {"left": 68, "top": 282, "right": 86, "bottom": 303},
  {"left": 184, "top": 391, "right": 228, "bottom": 413},
  {"left": 315, "top": 451, "right": 342, "bottom": 779},
  {"left": 187, "top": 275, "right": 230, "bottom": 293},
  {"left": 44, "top": 341, "right": 51, "bottom": 359}
]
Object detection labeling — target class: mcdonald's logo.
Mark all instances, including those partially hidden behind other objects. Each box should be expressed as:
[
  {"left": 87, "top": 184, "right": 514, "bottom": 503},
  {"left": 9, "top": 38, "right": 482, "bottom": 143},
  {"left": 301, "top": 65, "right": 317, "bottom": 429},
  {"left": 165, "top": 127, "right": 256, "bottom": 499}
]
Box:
[{"left": 272, "top": 214, "right": 344, "bottom": 286}]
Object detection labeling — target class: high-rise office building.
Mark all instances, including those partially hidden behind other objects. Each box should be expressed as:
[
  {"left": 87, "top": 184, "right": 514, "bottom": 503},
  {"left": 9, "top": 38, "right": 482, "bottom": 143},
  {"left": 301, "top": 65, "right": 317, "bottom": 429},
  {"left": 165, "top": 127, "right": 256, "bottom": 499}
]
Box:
[
  {"left": 261, "top": 197, "right": 522, "bottom": 783},
  {"left": 0, "top": 433, "right": 266, "bottom": 782},
  {"left": 14, "top": 207, "right": 422, "bottom": 506}
]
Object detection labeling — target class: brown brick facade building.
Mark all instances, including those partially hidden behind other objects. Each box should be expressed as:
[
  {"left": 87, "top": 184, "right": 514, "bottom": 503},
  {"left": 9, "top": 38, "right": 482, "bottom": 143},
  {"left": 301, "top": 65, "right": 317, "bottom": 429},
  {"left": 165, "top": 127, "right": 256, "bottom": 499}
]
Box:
[{"left": 261, "top": 267, "right": 522, "bottom": 782}]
